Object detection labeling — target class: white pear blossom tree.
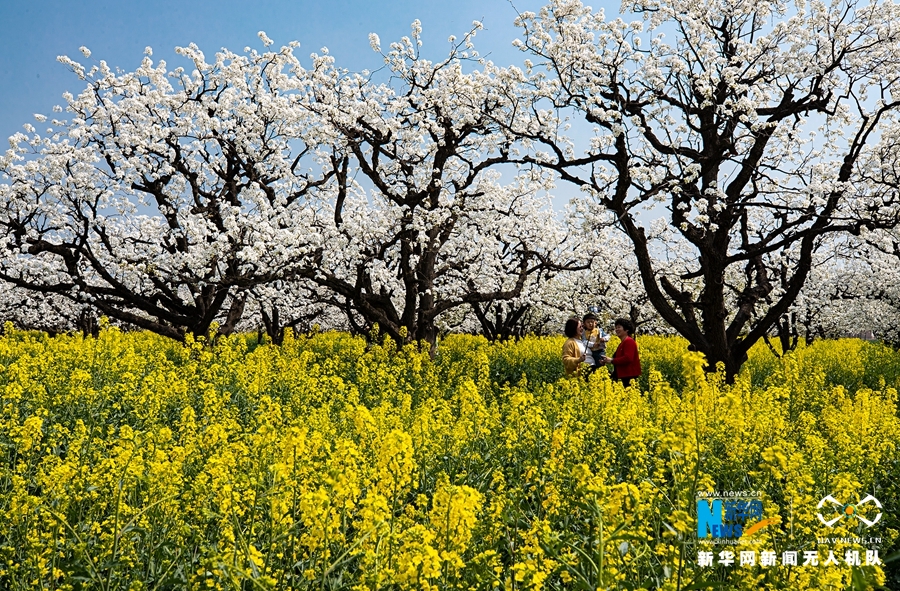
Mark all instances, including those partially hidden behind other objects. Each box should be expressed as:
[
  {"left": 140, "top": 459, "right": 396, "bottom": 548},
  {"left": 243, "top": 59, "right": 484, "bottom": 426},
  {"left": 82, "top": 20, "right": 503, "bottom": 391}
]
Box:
[
  {"left": 0, "top": 282, "right": 99, "bottom": 336},
  {"left": 508, "top": 0, "right": 900, "bottom": 379},
  {"left": 0, "top": 38, "right": 337, "bottom": 340},
  {"left": 238, "top": 279, "right": 350, "bottom": 344},
  {"left": 843, "top": 231, "right": 900, "bottom": 342},
  {"left": 291, "top": 22, "right": 582, "bottom": 347}
]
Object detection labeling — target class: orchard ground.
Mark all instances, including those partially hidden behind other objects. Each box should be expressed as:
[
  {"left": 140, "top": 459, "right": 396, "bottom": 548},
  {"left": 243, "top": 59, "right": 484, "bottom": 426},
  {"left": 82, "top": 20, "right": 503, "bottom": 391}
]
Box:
[{"left": 0, "top": 325, "right": 898, "bottom": 590}]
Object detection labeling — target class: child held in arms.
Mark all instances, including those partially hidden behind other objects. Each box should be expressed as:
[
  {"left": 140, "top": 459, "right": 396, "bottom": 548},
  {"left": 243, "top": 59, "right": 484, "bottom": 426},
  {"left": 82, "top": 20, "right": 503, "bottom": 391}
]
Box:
[{"left": 582, "top": 311, "right": 609, "bottom": 369}]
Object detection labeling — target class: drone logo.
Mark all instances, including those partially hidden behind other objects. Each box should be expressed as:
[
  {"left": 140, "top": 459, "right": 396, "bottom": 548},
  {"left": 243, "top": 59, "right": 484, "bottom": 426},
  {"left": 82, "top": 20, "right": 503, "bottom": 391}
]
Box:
[{"left": 816, "top": 495, "right": 882, "bottom": 527}]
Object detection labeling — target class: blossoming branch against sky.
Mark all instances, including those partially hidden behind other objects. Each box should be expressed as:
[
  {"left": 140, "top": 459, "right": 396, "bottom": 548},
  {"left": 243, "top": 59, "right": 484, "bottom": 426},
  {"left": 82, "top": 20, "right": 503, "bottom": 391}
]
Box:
[{"left": 0, "top": 0, "right": 556, "bottom": 141}]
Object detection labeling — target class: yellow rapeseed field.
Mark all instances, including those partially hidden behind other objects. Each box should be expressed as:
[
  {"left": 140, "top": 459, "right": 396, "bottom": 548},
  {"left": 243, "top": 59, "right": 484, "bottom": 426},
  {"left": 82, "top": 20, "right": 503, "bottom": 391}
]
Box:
[{"left": 0, "top": 323, "right": 898, "bottom": 590}]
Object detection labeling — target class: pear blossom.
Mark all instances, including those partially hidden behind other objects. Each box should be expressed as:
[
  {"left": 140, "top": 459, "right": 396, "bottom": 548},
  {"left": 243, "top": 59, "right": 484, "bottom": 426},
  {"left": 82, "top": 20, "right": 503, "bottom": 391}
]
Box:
[{"left": 508, "top": 0, "right": 900, "bottom": 379}]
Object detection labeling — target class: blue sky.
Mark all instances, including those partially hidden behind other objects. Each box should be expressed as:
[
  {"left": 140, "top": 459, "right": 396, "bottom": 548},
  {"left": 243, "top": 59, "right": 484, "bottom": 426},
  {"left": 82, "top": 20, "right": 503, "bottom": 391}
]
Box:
[{"left": 0, "top": 0, "right": 562, "bottom": 141}]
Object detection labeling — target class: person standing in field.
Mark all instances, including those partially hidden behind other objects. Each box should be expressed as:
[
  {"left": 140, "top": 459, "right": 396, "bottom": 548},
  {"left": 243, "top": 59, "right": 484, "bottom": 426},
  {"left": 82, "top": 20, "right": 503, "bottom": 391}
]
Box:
[
  {"left": 562, "top": 317, "right": 590, "bottom": 377},
  {"left": 601, "top": 318, "right": 641, "bottom": 387},
  {"left": 581, "top": 311, "right": 609, "bottom": 371}
]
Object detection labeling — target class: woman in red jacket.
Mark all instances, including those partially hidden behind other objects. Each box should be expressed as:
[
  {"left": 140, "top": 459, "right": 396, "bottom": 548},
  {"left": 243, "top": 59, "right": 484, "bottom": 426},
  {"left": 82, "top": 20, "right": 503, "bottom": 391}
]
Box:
[{"left": 602, "top": 318, "right": 641, "bottom": 387}]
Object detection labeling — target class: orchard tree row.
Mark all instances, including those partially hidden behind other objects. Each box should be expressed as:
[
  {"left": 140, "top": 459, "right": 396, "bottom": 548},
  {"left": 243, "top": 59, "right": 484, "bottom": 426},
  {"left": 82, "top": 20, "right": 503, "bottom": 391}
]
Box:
[{"left": 4, "top": 0, "right": 900, "bottom": 380}]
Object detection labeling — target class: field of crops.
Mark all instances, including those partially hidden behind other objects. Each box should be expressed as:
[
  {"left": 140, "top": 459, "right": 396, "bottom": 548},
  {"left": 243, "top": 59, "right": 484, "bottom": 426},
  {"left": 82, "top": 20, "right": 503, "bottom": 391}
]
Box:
[{"left": 0, "top": 324, "right": 898, "bottom": 590}]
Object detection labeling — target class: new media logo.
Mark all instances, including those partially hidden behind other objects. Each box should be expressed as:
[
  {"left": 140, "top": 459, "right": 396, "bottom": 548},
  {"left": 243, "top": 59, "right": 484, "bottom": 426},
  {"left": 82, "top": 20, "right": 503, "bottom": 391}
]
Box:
[
  {"left": 697, "top": 497, "right": 766, "bottom": 540},
  {"left": 816, "top": 495, "right": 882, "bottom": 528}
]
